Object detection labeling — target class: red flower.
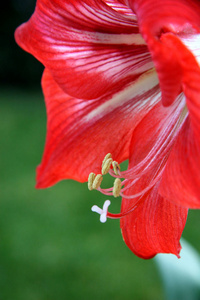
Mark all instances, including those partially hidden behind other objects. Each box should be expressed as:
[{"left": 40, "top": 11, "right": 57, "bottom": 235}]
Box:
[{"left": 15, "top": 0, "right": 200, "bottom": 258}]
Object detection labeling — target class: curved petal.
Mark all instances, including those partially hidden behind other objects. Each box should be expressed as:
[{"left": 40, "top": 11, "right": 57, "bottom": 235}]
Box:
[
  {"left": 130, "top": 0, "right": 200, "bottom": 33},
  {"left": 36, "top": 68, "right": 160, "bottom": 188},
  {"left": 118, "top": 92, "right": 186, "bottom": 183},
  {"left": 169, "top": 33, "right": 200, "bottom": 143},
  {"left": 15, "top": 0, "right": 153, "bottom": 100},
  {"left": 120, "top": 183, "right": 188, "bottom": 259},
  {"left": 159, "top": 118, "right": 200, "bottom": 208},
  {"left": 119, "top": 96, "right": 188, "bottom": 258},
  {"left": 130, "top": 0, "right": 200, "bottom": 106},
  {"left": 159, "top": 34, "right": 200, "bottom": 208}
]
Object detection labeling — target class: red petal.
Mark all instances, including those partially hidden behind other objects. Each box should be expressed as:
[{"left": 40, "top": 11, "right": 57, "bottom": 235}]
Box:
[
  {"left": 166, "top": 33, "right": 200, "bottom": 143},
  {"left": 130, "top": 0, "right": 200, "bottom": 32},
  {"left": 159, "top": 118, "right": 200, "bottom": 208},
  {"left": 131, "top": 0, "right": 200, "bottom": 106},
  {"left": 120, "top": 183, "right": 188, "bottom": 259},
  {"left": 36, "top": 68, "right": 160, "bottom": 188},
  {"left": 120, "top": 97, "right": 187, "bottom": 258},
  {"left": 121, "top": 93, "right": 186, "bottom": 181},
  {"left": 15, "top": 0, "right": 152, "bottom": 100},
  {"left": 159, "top": 34, "right": 200, "bottom": 208}
]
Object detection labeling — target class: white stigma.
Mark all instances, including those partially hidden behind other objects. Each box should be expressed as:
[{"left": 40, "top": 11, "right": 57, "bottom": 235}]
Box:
[{"left": 91, "top": 200, "right": 111, "bottom": 223}]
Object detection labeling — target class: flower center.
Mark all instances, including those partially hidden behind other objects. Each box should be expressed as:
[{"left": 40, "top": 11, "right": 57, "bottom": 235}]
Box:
[{"left": 89, "top": 97, "right": 188, "bottom": 223}]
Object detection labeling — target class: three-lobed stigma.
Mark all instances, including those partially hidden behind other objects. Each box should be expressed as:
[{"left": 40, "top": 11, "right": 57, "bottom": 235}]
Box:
[{"left": 91, "top": 200, "right": 111, "bottom": 223}]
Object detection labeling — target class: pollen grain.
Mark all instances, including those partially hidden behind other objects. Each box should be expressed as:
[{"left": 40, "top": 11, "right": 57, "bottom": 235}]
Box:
[
  {"left": 112, "top": 161, "right": 121, "bottom": 175},
  {"left": 102, "top": 157, "right": 113, "bottom": 175},
  {"left": 113, "top": 178, "right": 122, "bottom": 197},
  {"left": 88, "top": 172, "right": 96, "bottom": 190},
  {"left": 102, "top": 153, "right": 112, "bottom": 167},
  {"left": 92, "top": 174, "right": 103, "bottom": 190}
]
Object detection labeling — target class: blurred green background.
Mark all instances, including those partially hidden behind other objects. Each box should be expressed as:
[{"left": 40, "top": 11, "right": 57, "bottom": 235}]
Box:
[{"left": 1, "top": 1, "right": 200, "bottom": 299}]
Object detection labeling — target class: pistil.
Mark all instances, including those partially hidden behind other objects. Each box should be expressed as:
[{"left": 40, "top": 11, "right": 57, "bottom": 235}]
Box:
[{"left": 91, "top": 200, "right": 111, "bottom": 223}]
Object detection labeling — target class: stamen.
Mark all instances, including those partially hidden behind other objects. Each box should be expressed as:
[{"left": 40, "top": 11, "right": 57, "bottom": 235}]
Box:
[
  {"left": 102, "top": 157, "right": 113, "bottom": 175},
  {"left": 88, "top": 172, "right": 96, "bottom": 190},
  {"left": 102, "top": 153, "right": 112, "bottom": 167},
  {"left": 113, "top": 178, "right": 121, "bottom": 197},
  {"left": 91, "top": 200, "right": 111, "bottom": 223},
  {"left": 89, "top": 99, "right": 186, "bottom": 222},
  {"left": 112, "top": 161, "right": 121, "bottom": 175},
  {"left": 120, "top": 172, "right": 162, "bottom": 199},
  {"left": 92, "top": 174, "right": 103, "bottom": 189}
]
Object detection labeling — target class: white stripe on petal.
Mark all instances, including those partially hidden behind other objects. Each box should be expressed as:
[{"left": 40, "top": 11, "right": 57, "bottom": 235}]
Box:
[
  {"left": 50, "top": 31, "right": 146, "bottom": 46},
  {"left": 85, "top": 69, "right": 159, "bottom": 121},
  {"left": 179, "top": 34, "right": 200, "bottom": 67}
]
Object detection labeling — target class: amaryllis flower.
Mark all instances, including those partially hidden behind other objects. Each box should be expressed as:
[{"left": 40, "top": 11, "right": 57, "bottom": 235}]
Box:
[{"left": 15, "top": 0, "right": 200, "bottom": 259}]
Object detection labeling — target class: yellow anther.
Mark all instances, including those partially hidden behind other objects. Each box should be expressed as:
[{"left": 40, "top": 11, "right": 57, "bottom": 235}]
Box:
[
  {"left": 112, "top": 161, "right": 121, "bottom": 175},
  {"left": 92, "top": 174, "right": 103, "bottom": 190},
  {"left": 88, "top": 172, "right": 96, "bottom": 190},
  {"left": 113, "top": 178, "right": 121, "bottom": 197},
  {"left": 102, "top": 153, "right": 112, "bottom": 168},
  {"left": 102, "top": 157, "right": 113, "bottom": 175}
]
